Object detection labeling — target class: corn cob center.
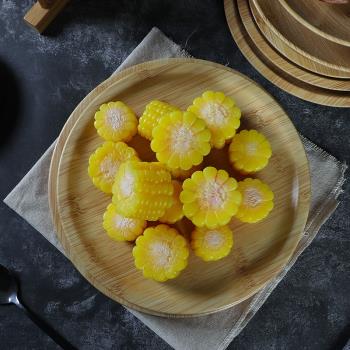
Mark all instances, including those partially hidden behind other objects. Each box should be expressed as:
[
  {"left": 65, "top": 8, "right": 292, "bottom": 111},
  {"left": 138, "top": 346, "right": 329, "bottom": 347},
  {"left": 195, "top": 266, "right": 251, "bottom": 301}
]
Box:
[
  {"left": 118, "top": 170, "right": 134, "bottom": 197},
  {"left": 204, "top": 231, "right": 225, "bottom": 249},
  {"left": 243, "top": 187, "right": 262, "bottom": 207},
  {"left": 200, "top": 181, "right": 227, "bottom": 209},
  {"left": 170, "top": 125, "right": 194, "bottom": 153},
  {"left": 200, "top": 102, "right": 228, "bottom": 126},
  {"left": 106, "top": 108, "right": 127, "bottom": 131},
  {"left": 245, "top": 142, "right": 258, "bottom": 155},
  {"left": 150, "top": 241, "right": 172, "bottom": 267},
  {"left": 114, "top": 215, "right": 137, "bottom": 230},
  {"left": 99, "top": 155, "right": 120, "bottom": 180}
]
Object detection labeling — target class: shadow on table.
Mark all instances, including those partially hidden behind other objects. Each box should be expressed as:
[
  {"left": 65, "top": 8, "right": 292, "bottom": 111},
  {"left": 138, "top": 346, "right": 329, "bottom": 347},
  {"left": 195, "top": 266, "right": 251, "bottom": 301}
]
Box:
[
  {"left": 329, "top": 323, "right": 350, "bottom": 350},
  {"left": 0, "top": 60, "right": 21, "bottom": 150}
]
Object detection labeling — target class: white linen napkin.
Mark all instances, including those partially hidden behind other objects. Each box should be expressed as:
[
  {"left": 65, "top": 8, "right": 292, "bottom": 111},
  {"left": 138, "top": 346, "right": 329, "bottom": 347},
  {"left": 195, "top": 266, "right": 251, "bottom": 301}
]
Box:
[{"left": 4, "top": 27, "right": 347, "bottom": 350}]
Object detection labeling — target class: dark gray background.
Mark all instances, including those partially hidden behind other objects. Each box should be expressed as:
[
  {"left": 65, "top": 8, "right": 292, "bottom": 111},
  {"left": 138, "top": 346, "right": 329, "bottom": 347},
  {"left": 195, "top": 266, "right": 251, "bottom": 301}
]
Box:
[{"left": 0, "top": 0, "right": 349, "bottom": 349}]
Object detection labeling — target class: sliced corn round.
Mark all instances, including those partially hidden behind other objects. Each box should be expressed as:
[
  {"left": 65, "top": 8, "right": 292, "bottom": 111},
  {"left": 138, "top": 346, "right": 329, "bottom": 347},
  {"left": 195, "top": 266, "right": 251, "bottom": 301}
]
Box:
[
  {"left": 151, "top": 111, "right": 211, "bottom": 170},
  {"left": 180, "top": 166, "right": 242, "bottom": 228},
  {"left": 112, "top": 161, "right": 173, "bottom": 221},
  {"left": 133, "top": 224, "right": 189, "bottom": 282},
  {"left": 229, "top": 130, "right": 272, "bottom": 174},
  {"left": 138, "top": 100, "right": 180, "bottom": 140},
  {"left": 88, "top": 141, "right": 139, "bottom": 193},
  {"left": 191, "top": 225, "right": 234, "bottom": 261},
  {"left": 187, "top": 91, "right": 241, "bottom": 149},
  {"left": 159, "top": 180, "right": 184, "bottom": 224},
  {"left": 94, "top": 101, "right": 138, "bottom": 142},
  {"left": 103, "top": 203, "right": 146, "bottom": 241},
  {"left": 235, "top": 178, "right": 274, "bottom": 223}
]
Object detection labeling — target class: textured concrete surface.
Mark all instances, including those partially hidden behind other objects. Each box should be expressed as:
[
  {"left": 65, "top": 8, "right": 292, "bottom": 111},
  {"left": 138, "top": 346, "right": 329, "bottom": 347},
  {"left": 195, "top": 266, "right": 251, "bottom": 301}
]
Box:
[{"left": 0, "top": 0, "right": 349, "bottom": 349}]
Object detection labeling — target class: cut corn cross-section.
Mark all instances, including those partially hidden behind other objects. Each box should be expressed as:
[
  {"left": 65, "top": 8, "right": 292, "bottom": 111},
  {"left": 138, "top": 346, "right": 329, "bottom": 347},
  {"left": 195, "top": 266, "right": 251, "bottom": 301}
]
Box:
[
  {"left": 151, "top": 111, "right": 211, "bottom": 170},
  {"left": 88, "top": 141, "right": 139, "bottom": 193},
  {"left": 180, "top": 166, "right": 242, "bottom": 228},
  {"left": 133, "top": 224, "right": 189, "bottom": 282}
]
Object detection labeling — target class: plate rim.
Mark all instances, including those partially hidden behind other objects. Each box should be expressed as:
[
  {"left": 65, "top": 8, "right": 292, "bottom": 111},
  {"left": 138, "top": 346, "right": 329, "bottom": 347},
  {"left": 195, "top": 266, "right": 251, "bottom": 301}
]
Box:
[{"left": 49, "top": 57, "right": 311, "bottom": 317}]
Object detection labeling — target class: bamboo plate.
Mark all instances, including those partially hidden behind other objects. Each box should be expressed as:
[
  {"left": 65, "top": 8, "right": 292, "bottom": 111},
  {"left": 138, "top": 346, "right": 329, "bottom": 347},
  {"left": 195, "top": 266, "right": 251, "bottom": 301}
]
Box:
[
  {"left": 238, "top": 0, "right": 350, "bottom": 92},
  {"left": 224, "top": 0, "right": 350, "bottom": 107},
  {"left": 283, "top": 0, "right": 350, "bottom": 47},
  {"left": 52, "top": 58, "right": 310, "bottom": 317},
  {"left": 251, "top": 0, "right": 350, "bottom": 78}
]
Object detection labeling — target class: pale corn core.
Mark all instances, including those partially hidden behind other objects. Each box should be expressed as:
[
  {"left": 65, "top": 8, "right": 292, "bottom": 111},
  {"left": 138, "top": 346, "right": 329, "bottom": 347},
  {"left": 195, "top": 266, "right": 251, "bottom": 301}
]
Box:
[
  {"left": 200, "top": 102, "right": 228, "bottom": 126},
  {"left": 119, "top": 171, "right": 134, "bottom": 197},
  {"left": 114, "top": 214, "right": 136, "bottom": 230},
  {"left": 150, "top": 241, "right": 172, "bottom": 267},
  {"left": 106, "top": 108, "right": 127, "bottom": 131},
  {"left": 170, "top": 125, "right": 194, "bottom": 153},
  {"left": 243, "top": 187, "right": 262, "bottom": 207},
  {"left": 204, "top": 231, "right": 225, "bottom": 249},
  {"left": 100, "top": 156, "right": 119, "bottom": 180},
  {"left": 200, "top": 181, "right": 227, "bottom": 209},
  {"left": 245, "top": 142, "right": 258, "bottom": 155}
]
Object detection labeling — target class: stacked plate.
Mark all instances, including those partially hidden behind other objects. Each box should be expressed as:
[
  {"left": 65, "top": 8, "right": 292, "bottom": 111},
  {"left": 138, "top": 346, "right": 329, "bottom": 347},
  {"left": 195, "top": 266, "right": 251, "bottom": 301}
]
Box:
[{"left": 224, "top": 0, "right": 350, "bottom": 107}]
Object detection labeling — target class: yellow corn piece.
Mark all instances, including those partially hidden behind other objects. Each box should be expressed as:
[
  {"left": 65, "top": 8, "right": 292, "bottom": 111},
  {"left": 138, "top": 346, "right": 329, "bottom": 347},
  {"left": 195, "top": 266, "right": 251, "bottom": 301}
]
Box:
[
  {"left": 103, "top": 203, "right": 146, "bottom": 241},
  {"left": 187, "top": 91, "right": 241, "bottom": 149},
  {"left": 88, "top": 141, "right": 139, "bottom": 193},
  {"left": 138, "top": 100, "right": 180, "bottom": 140},
  {"left": 112, "top": 161, "right": 173, "bottom": 221},
  {"left": 133, "top": 224, "right": 189, "bottom": 282},
  {"left": 191, "top": 225, "right": 234, "bottom": 261},
  {"left": 168, "top": 164, "right": 202, "bottom": 180},
  {"left": 180, "top": 167, "right": 242, "bottom": 228},
  {"left": 94, "top": 101, "right": 138, "bottom": 142},
  {"left": 229, "top": 130, "right": 272, "bottom": 174},
  {"left": 235, "top": 178, "right": 274, "bottom": 223},
  {"left": 151, "top": 111, "right": 211, "bottom": 170},
  {"left": 159, "top": 180, "right": 184, "bottom": 224}
]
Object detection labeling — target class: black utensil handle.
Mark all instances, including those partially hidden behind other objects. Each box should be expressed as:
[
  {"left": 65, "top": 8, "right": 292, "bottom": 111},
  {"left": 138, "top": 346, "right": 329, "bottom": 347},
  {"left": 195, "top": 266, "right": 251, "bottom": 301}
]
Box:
[{"left": 15, "top": 300, "right": 76, "bottom": 350}]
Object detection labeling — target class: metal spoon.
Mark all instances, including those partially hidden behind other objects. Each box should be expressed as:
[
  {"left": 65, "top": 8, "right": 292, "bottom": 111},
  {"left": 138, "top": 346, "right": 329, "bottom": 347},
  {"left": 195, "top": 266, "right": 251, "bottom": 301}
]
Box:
[{"left": 0, "top": 264, "right": 76, "bottom": 349}]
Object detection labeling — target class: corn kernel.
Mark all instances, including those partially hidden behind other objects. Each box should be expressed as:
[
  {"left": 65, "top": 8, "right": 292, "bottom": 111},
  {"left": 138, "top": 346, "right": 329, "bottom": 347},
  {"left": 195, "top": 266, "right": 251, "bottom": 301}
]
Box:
[
  {"left": 112, "top": 161, "right": 173, "bottom": 220},
  {"left": 168, "top": 164, "right": 202, "bottom": 180},
  {"left": 103, "top": 203, "right": 146, "bottom": 241},
  {"left": 151, "top": 111, "right": 211, "bottom": 170},
  {"left": 159, "top": 180, "right": 184, "bottom": 224},
  {"left": 191, "top": 225, "right": 233, "bottom": 261},
  {"left": 88, "top": 141, "right": 139, "bottom": 193},
  {"left": 133, "top": 224, "right": 189, "bottom": 282},
  {"left": 235, "top": 178, "right": 274, "bottom": 223},
  {"left": 138, "top": 100, "right": 180, "bottom": 140},
  {"left": 187, "top": 91, "right": 241, "bottom": 149},
  {"left": 229, "top": 130, "right": 272, "bottom": 174},
  {"left": 180, "top": 167, "right": 242, "bottom": 228},
  {"left": 94, "top": 101, "right": 138, "bottom": 142}
]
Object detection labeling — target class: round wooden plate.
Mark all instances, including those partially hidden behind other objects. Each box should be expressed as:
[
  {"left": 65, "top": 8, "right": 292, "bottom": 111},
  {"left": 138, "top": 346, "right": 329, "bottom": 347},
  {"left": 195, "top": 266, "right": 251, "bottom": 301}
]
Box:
[
  {"left": 283, "top": 0, "right": 350, "bottom": 47},
  {"left": 224, "top": 0, "right": 350, "bottom": 107},
  {"left": 238, "top": 0, "right": 350, "bottom": 92},
  {"left": 251, "top": 0, "right": 350, "bottom": 78},
  {"left": 51, "top": 58, "right": 310, "bottom": 317}
]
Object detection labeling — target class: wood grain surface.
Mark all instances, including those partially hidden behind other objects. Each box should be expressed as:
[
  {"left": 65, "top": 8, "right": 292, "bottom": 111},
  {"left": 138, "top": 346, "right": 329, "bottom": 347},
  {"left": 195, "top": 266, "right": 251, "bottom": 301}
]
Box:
[
  {"left": 251, "top": 0, "right": 350, "bottom": 78},
  {"left": 283, "top": 0, "right": 350, "bottom": 47},
  {"left": 237, "top": 0, "right": 350, "bottom": 92},
  {"left": 224, "top": 0, "right": 350, "bottom": 107},
  {"left": 49, "top": 58, "right": 310, "bottom": 317}
]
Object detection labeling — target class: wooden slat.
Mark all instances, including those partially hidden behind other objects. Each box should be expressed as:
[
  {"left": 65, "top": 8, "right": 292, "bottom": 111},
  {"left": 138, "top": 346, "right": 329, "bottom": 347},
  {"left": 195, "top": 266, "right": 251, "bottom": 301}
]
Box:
[{"left": 24, "top": 0, "right": 70, "bottom": 33}]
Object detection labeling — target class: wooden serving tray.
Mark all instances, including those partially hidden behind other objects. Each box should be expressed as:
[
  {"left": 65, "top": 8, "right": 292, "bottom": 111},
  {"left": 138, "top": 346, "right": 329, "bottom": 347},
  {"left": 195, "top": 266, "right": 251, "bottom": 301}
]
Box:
[
  {"left": 283, "top": 0, "right": 350, "bottom": 47},
  {"left": 238, "top": 0, "right": 350, "bottom": 92},
  {"left": 224, "top": 0, "right": 350, "bottom": 107},
  {"left": 251, "top": 0, "right": 350, "bottom": 78},
  {"left": 49, "top": 58, "right": 310, "bottom": 317}
]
